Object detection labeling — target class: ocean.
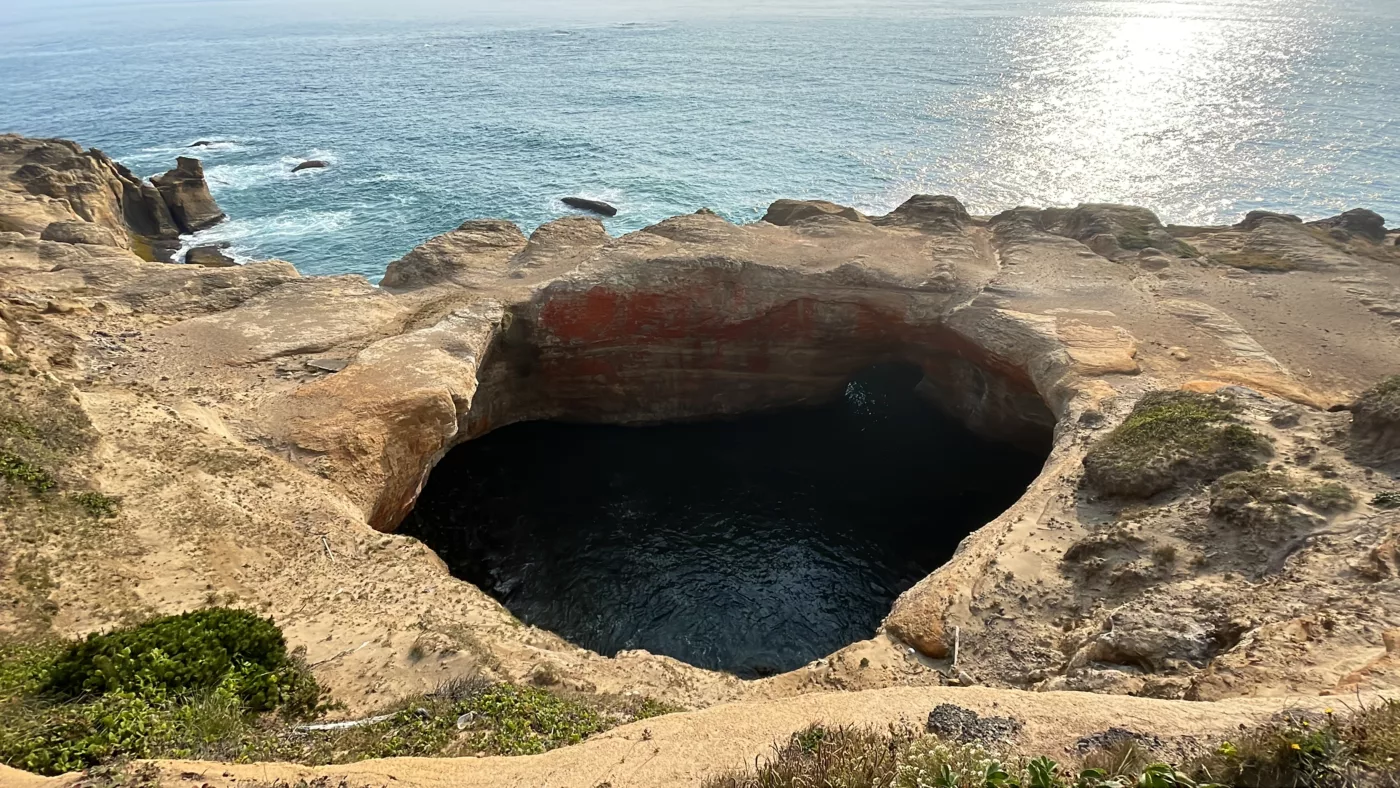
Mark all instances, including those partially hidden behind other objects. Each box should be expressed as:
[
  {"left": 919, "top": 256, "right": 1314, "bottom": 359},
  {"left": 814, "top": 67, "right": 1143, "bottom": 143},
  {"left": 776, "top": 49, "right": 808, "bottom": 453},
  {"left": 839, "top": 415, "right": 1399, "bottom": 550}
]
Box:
[{"left": 3, "top": 0, "right": 1397, "bottom": 280}]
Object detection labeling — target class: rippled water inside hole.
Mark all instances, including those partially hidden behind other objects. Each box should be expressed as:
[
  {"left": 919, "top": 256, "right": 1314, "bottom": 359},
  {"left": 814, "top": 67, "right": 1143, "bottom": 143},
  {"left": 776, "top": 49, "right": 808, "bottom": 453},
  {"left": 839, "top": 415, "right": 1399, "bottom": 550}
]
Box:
[{"left": 402, "top": 365, "right": 1049, "bottom": 677}]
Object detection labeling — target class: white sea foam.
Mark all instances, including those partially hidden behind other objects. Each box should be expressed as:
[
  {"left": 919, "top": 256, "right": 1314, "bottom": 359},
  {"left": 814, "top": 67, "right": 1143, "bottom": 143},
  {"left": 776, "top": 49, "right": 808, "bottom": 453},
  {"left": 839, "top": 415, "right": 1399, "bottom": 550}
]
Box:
[
  {"left": 205, "top": 150, "right": 338, "bottom": 191},
  {"left": 177, "top": 209, "right": 354, "bottom": 264}
]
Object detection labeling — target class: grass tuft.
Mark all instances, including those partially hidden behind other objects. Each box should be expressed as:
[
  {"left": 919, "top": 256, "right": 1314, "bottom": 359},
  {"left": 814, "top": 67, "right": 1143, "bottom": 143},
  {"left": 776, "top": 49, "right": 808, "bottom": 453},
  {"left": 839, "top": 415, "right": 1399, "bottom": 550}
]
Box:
[
  {"left": 1083, "top": 391, "right": 1271, "bottom": 498},
  {"left": 704, "top": 701, "right": 1400, "bottom": 788}
]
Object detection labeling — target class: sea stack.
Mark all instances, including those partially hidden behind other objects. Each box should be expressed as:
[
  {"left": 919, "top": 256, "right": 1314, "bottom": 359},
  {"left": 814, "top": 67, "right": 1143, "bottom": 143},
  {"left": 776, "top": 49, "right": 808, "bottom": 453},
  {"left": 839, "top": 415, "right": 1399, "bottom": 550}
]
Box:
[{"left": 151, "top": 157, "right": 226, "bottom": 233}]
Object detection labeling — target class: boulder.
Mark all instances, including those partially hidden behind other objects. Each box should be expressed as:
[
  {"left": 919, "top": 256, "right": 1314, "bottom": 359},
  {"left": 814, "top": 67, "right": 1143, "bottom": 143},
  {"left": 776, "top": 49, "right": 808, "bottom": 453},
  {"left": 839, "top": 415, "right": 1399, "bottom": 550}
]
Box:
[
  {"left": 292, "top": 160, "right": 329, "bottom": 173},
  {"left": 1307, "top": 208, "right": 1388, "bottom": 242},
  {"left": 1046, "top": 203, "right": 1197, "bottom": 258},
  {"left": 184, "top": 244, "right": 237, "bottom": 267},
  {"left": 762, "top": 199, "right": 867, "bottom": 226},
  {"left": 1236, "top": 210, "right": 1302, "bottom": 231},
  {"left": 561, "top": 197, "right": 617, "bottom": 217},
  {"left": 190, "top": 140, "right": 213, "bottom": 147},
  {"left": 40, "top": 220, "right": 123, "bottom": 248},
  {"left": 151, "top": 157, "right": 225, "bottom": 233},
  {"left": 874, "top": 194, "right": 970, "bottom": 232}
]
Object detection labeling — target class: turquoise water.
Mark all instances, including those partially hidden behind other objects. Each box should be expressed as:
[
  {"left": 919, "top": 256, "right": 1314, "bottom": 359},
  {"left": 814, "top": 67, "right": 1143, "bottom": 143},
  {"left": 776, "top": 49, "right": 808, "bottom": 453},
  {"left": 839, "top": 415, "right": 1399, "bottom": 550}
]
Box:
[{"left": 3, "top": 0, "right": 1396, "bottom": 279}]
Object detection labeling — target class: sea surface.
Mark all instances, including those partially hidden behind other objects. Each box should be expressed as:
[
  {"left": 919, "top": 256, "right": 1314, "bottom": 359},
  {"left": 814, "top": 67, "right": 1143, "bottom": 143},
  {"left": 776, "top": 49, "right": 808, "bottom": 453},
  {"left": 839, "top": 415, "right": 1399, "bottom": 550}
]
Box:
[{"left": 3, "top": 0, "right": 1397, "bottom": 280}]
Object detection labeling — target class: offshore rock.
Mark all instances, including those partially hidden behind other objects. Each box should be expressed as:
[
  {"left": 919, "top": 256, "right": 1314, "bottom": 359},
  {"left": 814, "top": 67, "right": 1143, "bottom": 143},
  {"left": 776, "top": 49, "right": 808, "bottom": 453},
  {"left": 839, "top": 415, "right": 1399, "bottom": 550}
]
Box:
[
  {"left": 293, "top": 160, "right": 329, "bottom": 172},
  {"left": 152, "top": 156, "right": 226, "bottom": 233},
  {"left": 561, "top": 196, "right": 617, "bottom": 217}
]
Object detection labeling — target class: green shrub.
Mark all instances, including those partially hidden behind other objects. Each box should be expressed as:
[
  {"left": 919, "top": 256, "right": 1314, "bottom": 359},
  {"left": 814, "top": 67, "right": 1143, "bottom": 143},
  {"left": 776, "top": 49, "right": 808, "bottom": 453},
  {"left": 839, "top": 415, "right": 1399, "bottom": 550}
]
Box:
[
  {"left": 1374, "top": 491, "right": 1400, "bottom": 510},
  {"left": 43, "top": 608, "right": 316, "bottom": 715},
  {"left": 0, "top": 449, "right": 54, "bottom": 492},
  {"left": 1083, "top": 391, "right": 1271, "bottom": 498},
  {"left": 70, "top": 491, "right": 119, "bottom": 519}
]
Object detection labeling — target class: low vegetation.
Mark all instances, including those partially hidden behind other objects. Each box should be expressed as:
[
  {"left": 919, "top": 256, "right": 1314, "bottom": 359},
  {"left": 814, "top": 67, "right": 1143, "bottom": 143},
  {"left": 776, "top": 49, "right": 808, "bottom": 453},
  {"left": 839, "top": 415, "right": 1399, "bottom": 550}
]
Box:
[
  {"left": 0, "top": 609, "right": 679, "bottom": 776},
  {"left": 1209, "top": 470, "right": 1355, "bottom": 526},
  {"left": 1083, "top": 391, "right": 1272, "bottom": 498},
  {"left": 704, "top": 703, "right": 1400, "bottom": 788}
]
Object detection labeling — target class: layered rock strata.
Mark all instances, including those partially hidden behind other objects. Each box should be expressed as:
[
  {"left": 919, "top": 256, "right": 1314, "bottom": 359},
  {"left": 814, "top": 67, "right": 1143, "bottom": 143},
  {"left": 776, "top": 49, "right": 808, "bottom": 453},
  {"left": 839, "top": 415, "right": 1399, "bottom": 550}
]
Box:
[{"left": 1, "top": 135, "right": 1398, "bottom": 717}]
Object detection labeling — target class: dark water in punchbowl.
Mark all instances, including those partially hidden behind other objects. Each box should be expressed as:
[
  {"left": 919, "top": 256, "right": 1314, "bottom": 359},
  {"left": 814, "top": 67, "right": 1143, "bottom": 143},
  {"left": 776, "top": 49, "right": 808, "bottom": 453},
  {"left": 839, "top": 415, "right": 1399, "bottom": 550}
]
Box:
[
  {"left": 2, "top": 0, "right": 1396, "bottom": 280},
  {"left": 401, "top": 365, "right": 1050, "bottom": 677}
]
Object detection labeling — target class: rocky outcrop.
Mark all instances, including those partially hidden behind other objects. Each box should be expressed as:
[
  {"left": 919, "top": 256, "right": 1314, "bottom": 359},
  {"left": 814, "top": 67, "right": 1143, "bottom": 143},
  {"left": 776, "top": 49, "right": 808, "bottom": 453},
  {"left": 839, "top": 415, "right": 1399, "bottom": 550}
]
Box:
[
  {"left": 5, "top": 135, "right": 1400, "bottom": 726},
  {"left": 292, "top": 160, "right": 329, "bottom": 172},
  {"left": 151, "top": 157, "right": 226, "bottom": 233},
  {"left": 762, "top": 199, "right": 868, "bottom": 225},
  {"left": 39, "top": 220, "right": 123, "bottom": 248},
  {"left": 380, "top": 219, "right": 528, "bottom": 290},
  {"left": 0, "top": 136, "right": 224, "bottom": 263},
  {"left": 1308, "top": 208, "right": 1388, "bottom": 242}
]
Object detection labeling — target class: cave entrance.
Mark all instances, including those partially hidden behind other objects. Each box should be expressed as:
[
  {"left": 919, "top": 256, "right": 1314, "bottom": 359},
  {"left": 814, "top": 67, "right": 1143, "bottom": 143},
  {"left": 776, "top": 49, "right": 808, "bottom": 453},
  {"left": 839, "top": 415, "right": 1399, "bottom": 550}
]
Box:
[{"left": 401, "top": 362, "right": 1050, "bottom": 678}]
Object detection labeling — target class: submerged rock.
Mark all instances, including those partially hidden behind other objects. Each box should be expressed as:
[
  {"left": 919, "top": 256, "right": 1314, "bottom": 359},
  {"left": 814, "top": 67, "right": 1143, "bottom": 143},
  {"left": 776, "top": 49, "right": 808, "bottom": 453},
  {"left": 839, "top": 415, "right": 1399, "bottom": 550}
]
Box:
[
  {"left": 151, "top": 157, "right": 226, "bottom": 233},
  {"left": 561, "top": 196, "right": 617, "bottom": 217},
  {"left": 292, "top": 160, "right": 329, "bottom": 173}
]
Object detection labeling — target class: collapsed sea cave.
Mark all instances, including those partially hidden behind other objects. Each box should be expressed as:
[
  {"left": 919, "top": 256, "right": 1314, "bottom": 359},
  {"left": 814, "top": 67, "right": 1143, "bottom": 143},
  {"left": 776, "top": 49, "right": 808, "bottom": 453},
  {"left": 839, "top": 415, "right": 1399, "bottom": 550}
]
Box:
[{"left": 400, "top": 362, "right": 1051, "bottom": 678}]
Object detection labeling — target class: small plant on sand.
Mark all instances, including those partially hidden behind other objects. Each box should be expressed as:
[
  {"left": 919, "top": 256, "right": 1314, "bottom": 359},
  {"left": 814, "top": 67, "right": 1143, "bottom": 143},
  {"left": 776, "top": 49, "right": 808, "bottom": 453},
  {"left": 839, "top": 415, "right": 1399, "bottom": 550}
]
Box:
[
  {"left": 1373, "top": 491, "right": 1400, "bottom": 509},
  {"left": 70, "top": 491, "right": 120, "bottom": 518},
  {"left": 0, "top": 449, "right": 54, "bottom": 492},
  {"left": 1083, "top": 391, "right": 1271, "bottom": 498}
]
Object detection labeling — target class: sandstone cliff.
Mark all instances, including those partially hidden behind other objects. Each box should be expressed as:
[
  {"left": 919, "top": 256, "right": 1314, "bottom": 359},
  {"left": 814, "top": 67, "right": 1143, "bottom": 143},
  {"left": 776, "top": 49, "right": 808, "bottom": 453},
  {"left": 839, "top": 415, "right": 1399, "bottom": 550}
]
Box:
[
  {"left": 0, "top": 135, "right": 223, "bottom": 263},
  {"left": 1, "top": 135, "right": 1399, "bottom": 745}
]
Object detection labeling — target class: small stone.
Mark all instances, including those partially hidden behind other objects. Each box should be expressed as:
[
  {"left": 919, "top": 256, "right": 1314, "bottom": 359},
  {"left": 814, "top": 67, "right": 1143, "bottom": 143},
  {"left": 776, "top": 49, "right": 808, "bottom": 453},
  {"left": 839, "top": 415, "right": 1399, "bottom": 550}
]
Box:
[
  {"left": 1168, "top": 347, "right": 1191, "bottom": 361},
  {"left": 306, "top": 358, "right": 350, "bottom": 373}
]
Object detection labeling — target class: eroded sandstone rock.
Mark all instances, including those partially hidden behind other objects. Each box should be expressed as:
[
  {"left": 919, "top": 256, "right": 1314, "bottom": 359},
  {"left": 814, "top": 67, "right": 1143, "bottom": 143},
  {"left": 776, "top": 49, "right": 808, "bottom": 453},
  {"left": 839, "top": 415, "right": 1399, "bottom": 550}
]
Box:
[
  {"left": 1351, "top": 375, "right": 1400, "bottom": 464},
  {"left": 152, "top": 157, "right": 226, "bottom": 233},
  {"left": 40, "top": 220, "right": 123, "bottom": 248}
]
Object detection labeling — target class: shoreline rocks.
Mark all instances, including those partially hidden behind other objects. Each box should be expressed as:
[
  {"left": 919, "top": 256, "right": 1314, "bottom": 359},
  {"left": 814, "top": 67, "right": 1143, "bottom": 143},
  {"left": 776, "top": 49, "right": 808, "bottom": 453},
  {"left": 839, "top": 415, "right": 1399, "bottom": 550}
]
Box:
[{"left": 185, "top": 244, "right": 238, "bottom": 267}]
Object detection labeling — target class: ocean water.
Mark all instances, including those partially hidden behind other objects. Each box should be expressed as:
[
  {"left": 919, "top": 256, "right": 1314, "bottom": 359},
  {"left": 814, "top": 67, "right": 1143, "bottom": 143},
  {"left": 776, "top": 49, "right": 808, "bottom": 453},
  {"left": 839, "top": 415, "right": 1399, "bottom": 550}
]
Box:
[
  {"left": 2, "top": 0, "right": 1396, "bottom": 280},
  {"left": 403, "top": 363, "right": 1048, "bottom": 675}
]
